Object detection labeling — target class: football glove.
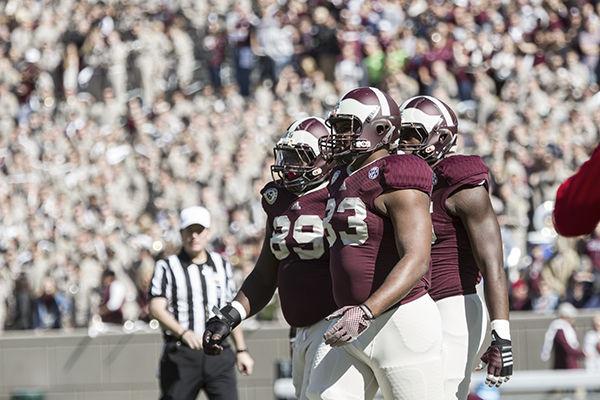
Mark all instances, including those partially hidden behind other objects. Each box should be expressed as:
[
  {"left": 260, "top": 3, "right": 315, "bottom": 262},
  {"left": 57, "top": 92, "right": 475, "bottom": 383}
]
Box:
[
  {"left": 480, "top": 329, "right": 513, "bottom": 387},
  {"left": 323, "top": 304, "right": 374, "bottom": 347},
  {"left": 203, "top": 304, "right": 242, "bottom": 355}
]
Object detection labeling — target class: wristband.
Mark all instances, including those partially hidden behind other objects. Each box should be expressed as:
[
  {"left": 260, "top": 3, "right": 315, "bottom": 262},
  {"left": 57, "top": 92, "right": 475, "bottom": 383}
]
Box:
[
  {"left": 359, "top": 304, "right": 375, "bottom": 320},
  {"left": 231, "top": 300, "right": 248, "bottom": 320},
  {"left": 491, "top": 319, "right": 511, "bottom": 340},
  {"left": 236, "top": 348, "right": 248, "bottom": 353},
  {"left": 212, "top": 304, "right": 242, "bottom": 329}
]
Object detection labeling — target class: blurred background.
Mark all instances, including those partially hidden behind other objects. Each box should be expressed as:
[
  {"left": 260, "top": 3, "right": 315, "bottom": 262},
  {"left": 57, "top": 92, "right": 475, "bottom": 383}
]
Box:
[{"left": 0, "top": 0, "right": 600, "bottom": 399}]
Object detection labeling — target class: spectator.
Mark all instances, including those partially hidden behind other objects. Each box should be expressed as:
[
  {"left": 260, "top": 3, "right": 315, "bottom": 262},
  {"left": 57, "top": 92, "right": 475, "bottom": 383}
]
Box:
[
  {"left": 532, "top": 280, "right": 560, "bottom": 314},
  {"left": 541, "top": 303, "right": 586, "bottom": 369},
  {"left": 33, "top": 276, "right": 64, "bottom": 330},
  {"left": 583, "top": 314, "right": 600, "bottom": 372},
  {"left": 509, "top": 279, "right": 533, "bottom": 311},
  {"left": 7, "top": 273, "right": 34, "bottom": 330},
  {"left": 98, "top": 269, "right": 126, "bottom": 325},
  {"left": 1, "top": 0, "right": 600, "bottom": 328}
]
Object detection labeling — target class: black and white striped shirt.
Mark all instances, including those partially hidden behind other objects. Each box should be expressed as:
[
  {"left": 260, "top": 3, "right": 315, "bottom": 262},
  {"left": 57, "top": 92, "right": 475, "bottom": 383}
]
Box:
[{"left": 149, "top": 250, "right": 236, "bottom": 338}]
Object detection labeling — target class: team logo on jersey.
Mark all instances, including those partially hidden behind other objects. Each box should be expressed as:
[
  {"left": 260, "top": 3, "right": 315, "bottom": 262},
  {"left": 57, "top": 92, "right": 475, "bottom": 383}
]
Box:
[
  {"left": 331, "top": 170, "right": 341, "bottom": 185},
  {"left": 263, "top": 187, "right": 278, "bottom": 205},
  {"left": 291, "top": 201, "right": 301, "bottom": 210},
  {"left": 339, "top": 181, "right": 347, "bottom": 191},
  {"left": 368, "top": 166, "right": 380, "bottom": 180}
]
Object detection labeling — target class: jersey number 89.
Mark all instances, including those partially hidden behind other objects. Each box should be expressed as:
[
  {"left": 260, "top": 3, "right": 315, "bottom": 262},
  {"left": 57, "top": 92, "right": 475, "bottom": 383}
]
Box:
[{"left": 270, "top": 215, "right": 325, "bottom": 260}]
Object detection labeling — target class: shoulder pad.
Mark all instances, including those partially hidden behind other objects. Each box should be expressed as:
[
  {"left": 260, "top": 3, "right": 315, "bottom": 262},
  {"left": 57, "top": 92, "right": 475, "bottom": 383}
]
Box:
[
  {"left": 382, "top": 154, "right": 434, "bottom": 195},
  {"left": 435, "top": 155, "right": 489, "bottom": 186}
]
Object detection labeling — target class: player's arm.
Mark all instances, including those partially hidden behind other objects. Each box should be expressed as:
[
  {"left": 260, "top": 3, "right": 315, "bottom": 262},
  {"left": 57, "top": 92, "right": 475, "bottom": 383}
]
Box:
[
  {"left": 233, "top": 227, "right": 280, "bottom": 317},
  {"left": 553, "top": 144, "right": 600, "bottom": 237},
  {"left": 447, "top": 185, "right": 512, "bottom": 387},
  {"left": 365, "top": 188, "right": 432, "bottom": 316},
  {"left": 446, "top": 185, "right": 509, "bottom": 323},
  {"left": 324, "top": 188, "right": 431, "bottom": 347},
  {"left": 203, "top": 222, "right": 279, "bottom": 354}
]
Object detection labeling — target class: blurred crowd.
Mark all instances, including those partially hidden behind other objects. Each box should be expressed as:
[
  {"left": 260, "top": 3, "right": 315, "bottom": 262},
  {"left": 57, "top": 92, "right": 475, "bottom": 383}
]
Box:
[{"left": 1, "top": 0, "right": 600, "bottom": 331}]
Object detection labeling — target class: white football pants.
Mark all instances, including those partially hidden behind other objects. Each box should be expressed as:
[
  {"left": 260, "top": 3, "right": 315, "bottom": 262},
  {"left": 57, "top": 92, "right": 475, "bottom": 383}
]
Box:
[
  {"left": 435, "top": 293, "right": 488, "bottom": 400},
  {"left": 307, "top": 293, "right": 444, "bottom": 400},
  {"left": 296, "top": 318, "right": 378, "bottom": 400}
]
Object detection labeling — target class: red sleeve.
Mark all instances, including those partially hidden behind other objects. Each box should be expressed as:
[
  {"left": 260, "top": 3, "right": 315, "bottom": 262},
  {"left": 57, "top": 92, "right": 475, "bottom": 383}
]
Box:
[
  {"left": 555, "top": 329, "right": 586, "bottom": 358},
  {"left": 553, "top": 144, "right": 600, "bottom": 236},
  {"left": 382, "top": 154, "right": 433, "bottom": 195}
]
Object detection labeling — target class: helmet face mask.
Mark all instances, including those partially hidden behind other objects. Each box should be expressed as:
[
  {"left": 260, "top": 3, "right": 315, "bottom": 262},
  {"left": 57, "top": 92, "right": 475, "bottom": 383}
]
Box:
[
  {"left": 270, "top": 117, "right": 329, "bottom": 194},
  {"left": 398, "top": 96, "right": 458, "bottom": 165},
  {"left": 320, "top": 114, "right": 364, "bottom": 161},
  {"left": 319, "top": 87, "right": 401, "bottom": 164},
  {"left": 271, "top": 143, "right": 323, "bottom": 193}
]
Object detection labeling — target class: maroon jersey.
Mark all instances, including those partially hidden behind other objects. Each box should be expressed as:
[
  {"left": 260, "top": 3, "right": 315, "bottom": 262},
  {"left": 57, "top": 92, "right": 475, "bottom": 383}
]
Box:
[
  {"left": 261, "top": 181, "right": 337, "bottom": 327},
  {"left": 429, "top": 155, "right": 489, "bottom": 301},
  {"left": 326, "top": 154, "right": 433, "bottom": 307}
]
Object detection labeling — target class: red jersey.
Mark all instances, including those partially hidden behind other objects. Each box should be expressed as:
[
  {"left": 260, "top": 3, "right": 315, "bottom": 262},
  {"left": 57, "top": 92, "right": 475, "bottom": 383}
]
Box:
[
  {"left": 326, "top": 154, "right": 433, "bottom": 307},
  {"left": 553, "top": 144, "right": 600, "bottom": 237},
  {"left": 261, "top": 181, "right": 337, "bottom": 327},
  {"left": 428, "top": 155, "right": 488, "bottom": 301}
]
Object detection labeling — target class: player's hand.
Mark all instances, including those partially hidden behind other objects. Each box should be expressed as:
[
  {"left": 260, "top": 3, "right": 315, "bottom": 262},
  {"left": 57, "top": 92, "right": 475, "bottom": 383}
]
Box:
[
  {"left": 203, "top": 316, "right": 231, "bottom": 355},
  {"left": 181, "top": 330, "right": 203, "bottom": 350},
  {"left": 479, "top": 329, "right": 513, "bottom": 387},
  {"left": 236, "top": 351, "right": 254, "bottom": 376},
  {"left": 323, "top": 305, "right": 373, "bottom": 347}
]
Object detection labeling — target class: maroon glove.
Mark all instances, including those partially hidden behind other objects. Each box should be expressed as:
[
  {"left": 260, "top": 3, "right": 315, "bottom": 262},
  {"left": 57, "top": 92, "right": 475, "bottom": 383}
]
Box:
[
  {"left": 323, "top": 305, "right": 374, "bottom": 347},
  {"left": 480, "top": 330, "right": 513, "bottom": 387}
]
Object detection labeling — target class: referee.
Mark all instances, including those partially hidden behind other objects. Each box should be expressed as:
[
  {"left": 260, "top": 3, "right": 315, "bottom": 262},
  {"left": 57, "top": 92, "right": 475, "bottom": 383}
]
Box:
[{"left": 149, "top": 206, "right": 254, "bottom": 400}]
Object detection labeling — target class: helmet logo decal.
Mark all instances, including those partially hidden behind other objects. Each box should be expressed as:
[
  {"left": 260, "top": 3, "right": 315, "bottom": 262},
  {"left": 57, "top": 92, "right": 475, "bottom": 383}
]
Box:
[
  {"left": 335, "top": 99, "right": 380, "bottom": 122},
  {"left": 263, "top": 187, "right": 278, "bottom": 205},
  {"left": 401, "top": 108, "right": 443, "bottom": 133},
  {"left": 368, "top": 166, "right": 380, "bottom": 180}
]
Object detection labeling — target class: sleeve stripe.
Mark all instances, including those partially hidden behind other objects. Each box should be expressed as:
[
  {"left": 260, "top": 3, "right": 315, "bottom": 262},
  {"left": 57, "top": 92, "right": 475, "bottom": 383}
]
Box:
[{"left": 150, "top": 259, "right": 169, "bottom": 297}]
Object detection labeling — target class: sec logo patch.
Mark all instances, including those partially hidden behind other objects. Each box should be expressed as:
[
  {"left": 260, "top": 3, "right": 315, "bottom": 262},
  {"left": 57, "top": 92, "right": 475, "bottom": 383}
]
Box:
[
  {"left": 368, "top": 166, "right": 379, "bottom": 180},
  {"left": 263, "top": 187, "right": 278, "bottom": 205}
]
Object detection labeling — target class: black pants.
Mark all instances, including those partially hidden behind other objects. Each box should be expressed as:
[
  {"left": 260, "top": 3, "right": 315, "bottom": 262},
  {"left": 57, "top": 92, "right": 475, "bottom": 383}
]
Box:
[{"left": 159, "top": 342, "right": 238, "bottom": 400}]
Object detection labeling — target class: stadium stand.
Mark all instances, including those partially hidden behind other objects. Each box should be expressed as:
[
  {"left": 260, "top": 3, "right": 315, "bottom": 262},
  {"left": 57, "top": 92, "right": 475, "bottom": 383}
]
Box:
[{"left": 0, "top": 0, "right": 599, "bottom": 337}]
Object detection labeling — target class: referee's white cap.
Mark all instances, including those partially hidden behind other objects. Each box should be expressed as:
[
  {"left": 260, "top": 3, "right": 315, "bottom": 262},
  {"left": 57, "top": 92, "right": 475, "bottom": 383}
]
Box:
[{"left": 180, "top": 206, "right": 211, "bottom": 230}]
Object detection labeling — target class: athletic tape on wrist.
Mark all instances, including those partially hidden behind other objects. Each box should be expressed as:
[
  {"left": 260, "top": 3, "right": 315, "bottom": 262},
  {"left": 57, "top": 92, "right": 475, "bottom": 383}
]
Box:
[
  {"left": 231, "top": 301, "right": 248, "bottom": 320},
  {"left": 491, "top": 319, "right": 511, "bottom": 341},
  {"left": 212, "top": 304, "right": 242, "bottom": 329}
]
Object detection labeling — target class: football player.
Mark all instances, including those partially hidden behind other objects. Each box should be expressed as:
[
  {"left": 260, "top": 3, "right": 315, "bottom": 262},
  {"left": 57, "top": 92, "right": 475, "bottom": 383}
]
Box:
[
  {"left": 202, "top": 117, "right": 376, "bottom": 400},
  {"left": 398, "top": 95, "right": 512, "bottom": 398},
  {"left": 311, "top": 87, "right": 444, "bottom": 400}
]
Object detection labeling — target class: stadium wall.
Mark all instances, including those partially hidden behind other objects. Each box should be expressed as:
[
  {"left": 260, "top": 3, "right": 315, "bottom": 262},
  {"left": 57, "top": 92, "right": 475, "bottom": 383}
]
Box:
[{"left": 0, "top": 311, "right": 598, "bottom": 400}]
